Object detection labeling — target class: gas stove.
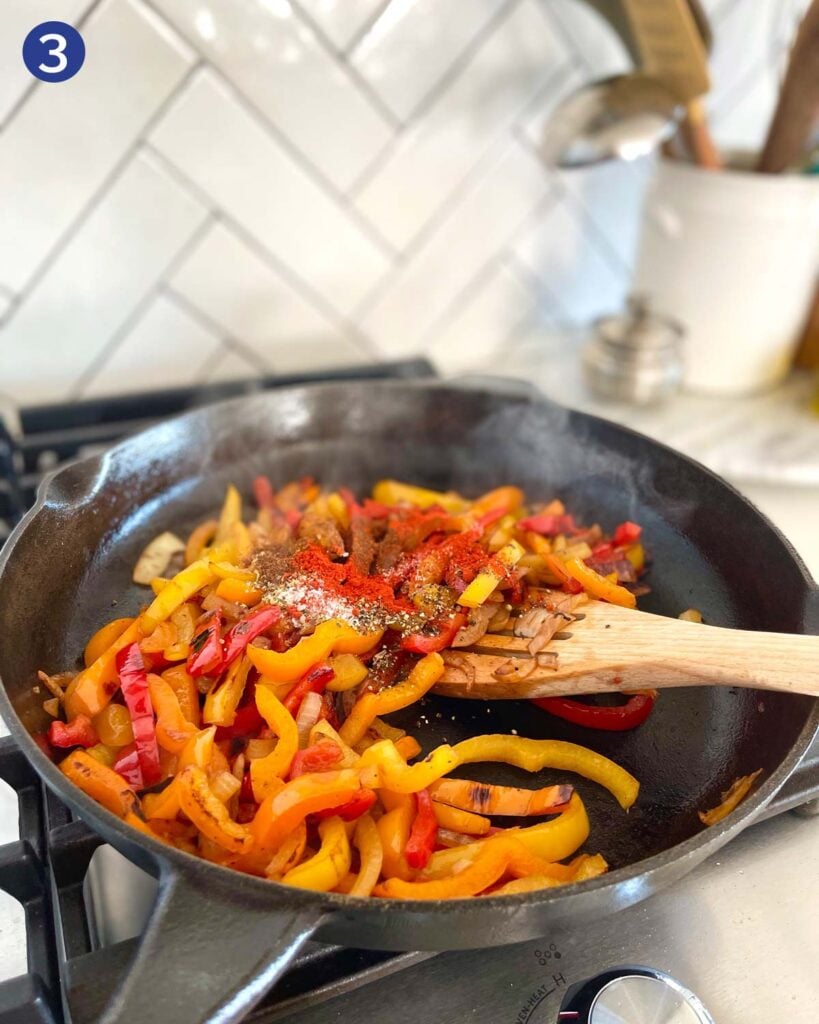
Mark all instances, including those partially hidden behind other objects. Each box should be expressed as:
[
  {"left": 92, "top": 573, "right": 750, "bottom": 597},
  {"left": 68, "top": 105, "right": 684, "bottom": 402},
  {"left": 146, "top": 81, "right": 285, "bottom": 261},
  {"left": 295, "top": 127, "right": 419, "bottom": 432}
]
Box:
[{"left": 0, "top": 363, "right": 817, "bottom": 1024}]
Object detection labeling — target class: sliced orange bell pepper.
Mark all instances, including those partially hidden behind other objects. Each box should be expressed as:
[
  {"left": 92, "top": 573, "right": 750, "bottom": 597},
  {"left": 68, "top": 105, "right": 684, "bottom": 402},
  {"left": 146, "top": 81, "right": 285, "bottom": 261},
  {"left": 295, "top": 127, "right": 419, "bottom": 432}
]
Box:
[
  {"left": 161, "top": 665, "right": 200, "bottom": 727},
  {"left": 560, "top": 556, "right": 636, "bottom": 608},
  {"left": 428, "top": 778, "right": 573, "bottom": 817},
  {"left": 176, "top": 765, "right": 252, "bottom": 854},
  {"left": 147, "top": 674, "right": 197, "bottom": 754},
  {"left": 250, "top": 769, "right": 362, "bottom": 853},
  {"left": 249, "top": 686, "right": 300, "bottom": 799},
  {"left": 326, "top": 653, "right": 368, "bottom": 692},
  {"left": 698, "top": 769, "right": 762, "bottom": 826},
  {"left": 375, "top": 839, "right": 512, "bottom": 899},
  {"left": 177, "top": 726, "right": 216, "bottom": 772},
  {"left": 185, "top": 519, "right": 217, "bottom": 566},
  {"left": 215, "top": 577, "right": 263, "bottom": 606},
  {"left": 339, "top": 652, "right": 444, "bottom": 746},
  {"left": 59, "top": 750, "right": 141, "bottom": 818},
  {"left": 92, "top": 703, "right": 134, "bottom": 747},
  {"left": 64, "top": 619, "right": 144, "bottom": 719},
  {"left": 247, "top": 619, "right": 384, "bottom": 684},
  {"left": 372, "top": 480, "right": 465, "bottom": 512},
  {"left": 394, "top": 735, "right": 422, "bottom": 761},
  {"left": 376, "top": 797, "right": 414, "bottom": 881},
  {"left": 451, "top": 735, "right": 639, "bottom": 810},
  {"left": 431, "top": 801, "right": 490, "bottom": 836},
  {"left": 84, "top": 617, "right": 135, "bottom": 668},
  {"left": 142, "top": 778, "right": 182, "bottom": 820},
  {"left": 282, "top": 816, "right": 351, "bottom": 892}
]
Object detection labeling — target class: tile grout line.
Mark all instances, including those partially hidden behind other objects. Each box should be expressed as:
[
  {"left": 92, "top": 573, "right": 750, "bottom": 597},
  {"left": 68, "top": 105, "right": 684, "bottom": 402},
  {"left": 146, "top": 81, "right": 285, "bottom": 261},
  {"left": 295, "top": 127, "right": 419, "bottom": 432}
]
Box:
[
  {"left": 500, "top": 238, "right": 573, "bottom": 322},
  {"left": 346, "top": 0, "right": 523, "bottom": 201},
  {"left": 142, "top": 143, "right": 380, "bottom": 362},
  {"left": 419, "top": 183, "right": 562, "bottom": 344},
  {"left": 535, "top": 0, "right": 596, "bottom": 76},
  {"left": 69, "top": 212, "right": 217, "bottom": 398},
  {"left": 0, "top": 0, "right": 106, "bottom": 133},
  {"left": 0, "top": 57, "right": 205, "bottom": 330},
  {"left": 342, "top": 0, "right": 392, "bottom": 56},
  {"left": 162, "top": 285, "right": 273, "bottom": 376},
  {"left": 287, "top": 0, "right": 405, "bottom": 131},
  {"left": 138, "top": 0, "right": 400, "bottom": 261}
]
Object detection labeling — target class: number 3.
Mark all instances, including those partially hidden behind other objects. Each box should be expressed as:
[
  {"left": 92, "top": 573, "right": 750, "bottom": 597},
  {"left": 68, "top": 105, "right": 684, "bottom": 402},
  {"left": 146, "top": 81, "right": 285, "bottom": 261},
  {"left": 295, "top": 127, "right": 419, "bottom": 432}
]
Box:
[{"left": 38, "top": 33, "right": 68, "bottom": 74}]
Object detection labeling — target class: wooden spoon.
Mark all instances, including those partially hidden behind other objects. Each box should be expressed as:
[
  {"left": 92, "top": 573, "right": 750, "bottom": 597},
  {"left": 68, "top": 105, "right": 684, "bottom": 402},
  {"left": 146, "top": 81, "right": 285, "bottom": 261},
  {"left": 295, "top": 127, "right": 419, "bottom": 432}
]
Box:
[
  {"left": 435, "top": 601, "right": 819, "bottom": 700},
  {"left": 757, "top": 0, "right": 819, "bottom": 174}
]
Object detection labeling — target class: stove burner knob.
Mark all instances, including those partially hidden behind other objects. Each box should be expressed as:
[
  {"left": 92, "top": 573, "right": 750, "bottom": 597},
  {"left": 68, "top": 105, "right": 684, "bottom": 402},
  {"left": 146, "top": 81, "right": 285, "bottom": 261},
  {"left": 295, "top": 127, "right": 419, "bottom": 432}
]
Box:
[{"left": 559, "top": 967, "right": 714, "bottom": 1024}]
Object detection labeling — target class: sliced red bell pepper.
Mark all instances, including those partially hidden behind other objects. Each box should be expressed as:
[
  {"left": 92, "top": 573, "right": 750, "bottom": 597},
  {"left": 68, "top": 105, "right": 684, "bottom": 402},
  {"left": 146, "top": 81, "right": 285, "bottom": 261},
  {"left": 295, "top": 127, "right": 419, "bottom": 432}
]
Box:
[
  {"left": 404, "top": 788, "right": 437, "bottom": 869},
  {"left": 401, "top": 612, "right": 467, "bottom": 654},
  {"left": 517, "top": 513, "right": 578, "bottom": 536},
  {"left": 532, "top": 692, "right": 656, "bottom": 731},
  {"left": 613, "top": 521, "right": 642, "bottom": 546},
  {"left": 113, "top": 742, "right": 144, "bottom": 788},
  {"left": 284, "top": 508, "right": 302, "bottom": 531},
  {"left": 362, "top": 498, "right": 392, "bottom": 519},
  {"left": 253, "top": 475, "right": 276, "bottom": 510},
  {"left": 187, "top": 610, "right": 224, "bottom": 678},
  {"left": 288, "top": 738, "right": 343, "bottom": 780},
  {"left": 283, "top": 663, "right": 335, "bottom": 715},
  {"left": 115, "top": 643, "right": 162, "bottom": 786},
  {"left": 222, "top": 606, "right": 281, "bottom": 669},
  {"left": 476, "top": 507, "right": 507, "bottom": 531},
  {"left": 47, "top": 714, "right": 98, "bottom": 749},
  {"left": 591, "top": 541, "right": 615, "bottom": 560},
  {"left": 312, "top": 787, "right": 377, "bottom": 822},
  {"left": 239, "top": 770, "right": 255, "bottom": 804},
  {"left": 215, "top": 700, "right": 264, "bottom": 741}
]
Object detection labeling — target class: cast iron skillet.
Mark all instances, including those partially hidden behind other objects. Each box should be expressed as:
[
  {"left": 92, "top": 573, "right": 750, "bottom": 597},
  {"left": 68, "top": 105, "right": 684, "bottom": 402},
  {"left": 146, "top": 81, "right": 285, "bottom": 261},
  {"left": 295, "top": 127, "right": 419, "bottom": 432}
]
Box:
[{"left": 0, "top": 382, "right": 817, "bottom": 1024}]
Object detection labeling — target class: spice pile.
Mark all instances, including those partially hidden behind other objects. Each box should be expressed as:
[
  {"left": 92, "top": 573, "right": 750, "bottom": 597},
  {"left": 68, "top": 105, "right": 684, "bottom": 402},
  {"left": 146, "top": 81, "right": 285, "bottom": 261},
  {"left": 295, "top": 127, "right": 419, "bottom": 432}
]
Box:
[{"left": 34, "top": 477, "right": 657, "bottom": 898}]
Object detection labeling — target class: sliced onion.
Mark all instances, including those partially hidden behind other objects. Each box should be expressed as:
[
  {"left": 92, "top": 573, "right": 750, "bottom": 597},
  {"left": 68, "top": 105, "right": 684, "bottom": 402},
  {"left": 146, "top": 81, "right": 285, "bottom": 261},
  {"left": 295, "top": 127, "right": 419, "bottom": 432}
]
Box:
[
  {"left": 211, "top": 771, "right": 241, "bottom": 804},
  {"left": 452, "top": 605, "right": 494, "bottom": 648},
  {"left": 488, "top": 606, "right": 512, "bottom": 632},
  {"left": 296, "top": 691, "right": 323, "bottom": 747},
  {"left": 493, "top": 658, "right": 537, "bottom": 680},
  {"left": 442, "top": 651, "right": 476, "bottom": 689},
  {"left": 133, "top": 531, "right": 186, "bottom": 585},
  {"left": 245, "top": 738, "right": 276, "bottom": 760},
  {"left": 435, "top": 828, "right": 476, "bottom": 848},
  {"left": 200, "top": 591, "right": 243, "bottom": 618},
  {"left": 535, "top": 651, "right": 559, "bottom": 670}
]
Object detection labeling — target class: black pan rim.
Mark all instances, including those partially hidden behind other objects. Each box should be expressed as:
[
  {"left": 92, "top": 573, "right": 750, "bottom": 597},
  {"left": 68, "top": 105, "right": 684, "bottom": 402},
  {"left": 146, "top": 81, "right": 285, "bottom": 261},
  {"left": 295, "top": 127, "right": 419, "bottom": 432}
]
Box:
[{"left": 1, "top": 378, "right": 817, "bottom": 918}]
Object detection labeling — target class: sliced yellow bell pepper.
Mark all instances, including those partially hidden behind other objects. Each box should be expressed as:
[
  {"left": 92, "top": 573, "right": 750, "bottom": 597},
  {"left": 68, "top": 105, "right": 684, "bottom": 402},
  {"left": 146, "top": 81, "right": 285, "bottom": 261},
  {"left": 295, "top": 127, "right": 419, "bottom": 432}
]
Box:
[
  {"left": 185, "top": 519, "right": 218, "bottom": 566},
  {"left": 203, "top": 655, "right": 252, "bottom": 728},
  {"left": 431, "top": 801, "right": 491, "bottom": 835},
  {"left": 64, "top": 619, "right": 144, "bottom": 719},
  {"left": 458, "top": 540, "right": 525, "bottom": 608},
  {"left": 85, "top": 743, "right": 119, "bottom": 768},
  {"left": 326, "top": 492, "right": 349, "bottom": 529},
  {"left": 209, "top": 561, "right": 254, "bottom": 581},
  {"left": 349, "top": 814, "right": 383, "bottom": 897},
  {"left": 452, "top": 735, "right": 639, "bottom": 810},
  {"left": 375, "top": 837, "right": 516, "bottom": 899},
  {"left": 250, "top": 686, "right": 300, "bottom": 799},
  {"left": 560, "top": 556, "right": 636, "bottom": 608},
  {"left": 359, "top": 739, "right": 459, "bottom": 794},
  {"left": 468, "top": 486, "right": 524, "bottom": 518},
  {"left": 283, "top": 816, "right": 351, "bottom": 892},
  {"left": 140, "top": 560, "right": 215, "bottom": 632},
  {"left": 625, "top": 542, "right": 645, "bottom": 572},
  {"left": 372, "top": 479, "right": 466, "bottom": 512},
  {"left": 176, "top": 765, "right": 252, "bottom": 854},
  {"left": 177, "top": 725, "right": 217, "bottom": 772},
  {"left": 326, "top": 653, "right": 368, "bottom": 692},
  {"left": 422, "top": 794, "right": 590, "bottom": 879},
  {"left": 339, "top": 652, "right": 444, "bottom": 746},
  {"left": 214, "top": 484, "right": 242, "bottom": 545},
  {"left": 161, "top": 664, "right": 200, "bottom": 727},
  {"left": 247, "top": 619, "right": 384, "bottom": 683},
  {"left": 92, "top": 703, "right": 134, "bottom": 747}
]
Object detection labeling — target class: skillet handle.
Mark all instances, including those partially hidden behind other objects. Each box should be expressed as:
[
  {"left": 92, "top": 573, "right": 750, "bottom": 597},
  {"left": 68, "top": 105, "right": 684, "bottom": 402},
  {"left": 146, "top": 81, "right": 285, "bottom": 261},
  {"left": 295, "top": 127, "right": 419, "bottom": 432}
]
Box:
[{"left": 98, "top": 859, "right": 325, "bottom": 1024}]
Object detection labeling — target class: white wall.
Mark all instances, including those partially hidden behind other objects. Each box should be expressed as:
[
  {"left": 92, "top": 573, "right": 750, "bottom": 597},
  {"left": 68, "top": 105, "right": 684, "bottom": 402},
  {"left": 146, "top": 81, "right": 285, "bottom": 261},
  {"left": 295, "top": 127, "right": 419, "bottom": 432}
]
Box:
[{"left": 0, "top": 0, "right": 809, "bottom": 404}]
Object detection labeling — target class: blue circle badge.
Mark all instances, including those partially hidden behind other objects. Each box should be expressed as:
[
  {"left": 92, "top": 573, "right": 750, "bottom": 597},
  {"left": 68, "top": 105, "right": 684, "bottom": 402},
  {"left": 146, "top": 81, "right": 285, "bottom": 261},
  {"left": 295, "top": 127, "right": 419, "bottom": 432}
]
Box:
[{"left": 22, "top": 21, "right": 85, "bottom": 83}]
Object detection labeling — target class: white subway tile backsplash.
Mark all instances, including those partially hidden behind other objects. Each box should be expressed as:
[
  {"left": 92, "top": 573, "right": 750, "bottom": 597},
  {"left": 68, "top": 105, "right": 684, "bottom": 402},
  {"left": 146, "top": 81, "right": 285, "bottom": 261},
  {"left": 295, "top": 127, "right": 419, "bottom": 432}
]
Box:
[
  {"left": 0, "top": 0, "right": 788, "bottom": 402},
  {"left": 0, "top": 152, "right": 207, "bottom": 404},
  {"left": 512, "top": 195, "right": 627, "bottom": 322},
  {"left": 150, "top": 70, "right": 391, "bottom": 317},
  {"left": 169, "top": 221, "right": 349, "bottom": 353},
  {"left": 361, "top": 140, "right": 551, "bottom": 354},
  {"left": 426, "top": 262, "right": 538, "bottom": 373},
  {"left": 153, "top": 0, "right": 393, "bottom": 191},
  {"left": 353, "top": 0, "right": 566, "bottom": 252},
  {"left": 0, "top": 0, "right": 195, "bottom": 293},
  {"left": 81, "top": 293, "right": 223, "bottom": 397},
  {"left": 298, "top": 0, "right": 385, "bottom": 51},
  {"left": 0, "top": 0, "right": 95, "bottom": 125},
  {"left": 349, "top": 0, "right": 507, "bottom": 121}
]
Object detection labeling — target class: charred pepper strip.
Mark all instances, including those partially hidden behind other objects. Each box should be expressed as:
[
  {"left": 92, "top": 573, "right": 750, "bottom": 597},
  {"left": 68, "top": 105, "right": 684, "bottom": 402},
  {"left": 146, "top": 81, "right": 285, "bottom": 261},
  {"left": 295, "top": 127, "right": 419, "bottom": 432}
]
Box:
[
  {"left": 176, "top": 764, "right": 252, "bottom": 854},
  {"left": 59, "top": 750, "right": 141, "bottom": 818},
  {"left": 187, "top": 610, "right": 224, "bottom": 678},
  {"left": 221, "top": 605, "right": 281, "bottom": 668}
]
